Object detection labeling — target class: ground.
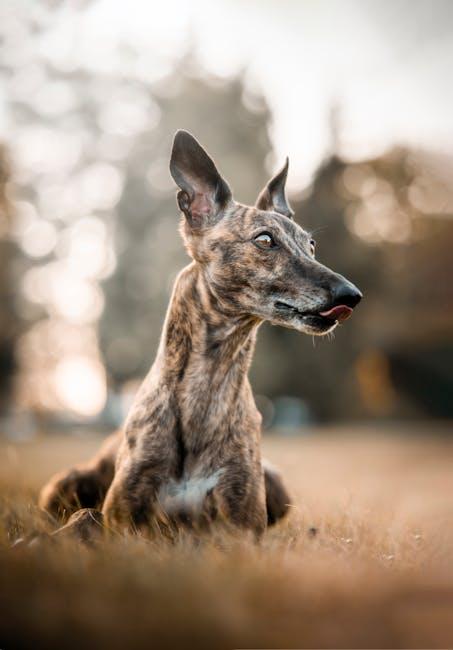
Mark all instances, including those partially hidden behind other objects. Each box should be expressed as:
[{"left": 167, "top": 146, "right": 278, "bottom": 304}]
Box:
[{"left": 1, "top": 425, "right": 453, "bottom": 649}]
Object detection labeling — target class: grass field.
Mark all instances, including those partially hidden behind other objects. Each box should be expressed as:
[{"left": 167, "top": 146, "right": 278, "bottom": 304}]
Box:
[{"left": 1, "top": 425, "right": 453, "bottom": 649}]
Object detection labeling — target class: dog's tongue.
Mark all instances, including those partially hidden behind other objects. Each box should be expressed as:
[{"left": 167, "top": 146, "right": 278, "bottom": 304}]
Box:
[{"left": 320, "top": 305, "right": 353, "bottom": 322}]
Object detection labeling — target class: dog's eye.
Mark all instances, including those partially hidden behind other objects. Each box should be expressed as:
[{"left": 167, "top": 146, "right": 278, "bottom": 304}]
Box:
[
  {"left": 310, "top": 239, "right": 316, "bottom": 256},
  {"left": 254, "top": 232, "right": 276, "bottom": 249}
]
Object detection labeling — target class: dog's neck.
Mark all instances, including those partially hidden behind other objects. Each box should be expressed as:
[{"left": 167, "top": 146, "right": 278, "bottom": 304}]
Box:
[
  {"left": 128, "top": 261, "right": 262, "bottom": 449},
  {"left": 157, "top": 262, "right": 260, "bottom": 394},
  {"left": 124, "top": 261, "right": 262, "bottom": 454},
  {"left": 134, "top": 262, "right": 262, "bottom": 449}
]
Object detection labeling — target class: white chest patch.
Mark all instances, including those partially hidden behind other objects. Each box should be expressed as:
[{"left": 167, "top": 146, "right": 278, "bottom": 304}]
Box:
[{"left": 157, "top": 470, "right": 222, "bottom": 514}]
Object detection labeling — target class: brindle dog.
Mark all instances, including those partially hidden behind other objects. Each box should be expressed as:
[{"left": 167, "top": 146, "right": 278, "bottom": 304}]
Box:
[{"left": 40, "top": 131, "right": 361, "bottom": 540}]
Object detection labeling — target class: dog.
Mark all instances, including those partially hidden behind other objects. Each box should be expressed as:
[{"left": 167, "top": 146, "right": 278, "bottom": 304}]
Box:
[{"left": 39, "top": 130, "right": 362, "bottom": 540}]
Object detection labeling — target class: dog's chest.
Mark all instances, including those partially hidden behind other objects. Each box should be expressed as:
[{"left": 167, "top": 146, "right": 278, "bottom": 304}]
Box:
[
  {"left": 177, "top": 370, "right": 256, "bottom": 443},
  {"left": 157, "top": 470, "right": 222, "bottom": 515}
]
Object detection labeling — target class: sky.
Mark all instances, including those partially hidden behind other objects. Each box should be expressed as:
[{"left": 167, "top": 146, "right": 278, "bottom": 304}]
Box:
[{"left": 4, "top": 0, "right": 451, "bottom": 188}]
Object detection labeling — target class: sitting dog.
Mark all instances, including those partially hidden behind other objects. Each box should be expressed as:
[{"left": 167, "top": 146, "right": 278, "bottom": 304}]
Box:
[{"left": 40, "top": 131, "right": 362, "bottom": 539}]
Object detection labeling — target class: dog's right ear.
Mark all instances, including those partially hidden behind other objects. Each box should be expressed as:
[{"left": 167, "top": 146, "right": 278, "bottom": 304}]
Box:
[
  {"left": 170, "top": 130, "right": 232, "bottom": 229},
  {"left": 255, "top": 158, "right": 294, "bottom": 219}
]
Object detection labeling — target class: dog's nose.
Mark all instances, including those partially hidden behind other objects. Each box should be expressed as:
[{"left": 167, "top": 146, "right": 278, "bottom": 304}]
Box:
[{"left": 331, "top": 279, "right": 362, "bottom": 309}]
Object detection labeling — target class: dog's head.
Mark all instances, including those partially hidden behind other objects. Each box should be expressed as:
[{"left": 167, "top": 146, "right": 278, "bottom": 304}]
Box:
[{"left": 170, "top": 130, "right": 362, "bottom": 335}]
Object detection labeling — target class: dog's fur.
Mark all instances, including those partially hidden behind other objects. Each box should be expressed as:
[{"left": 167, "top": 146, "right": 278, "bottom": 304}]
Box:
[{"left": 40, "top": 131, "right": 361, "bottom": 539}]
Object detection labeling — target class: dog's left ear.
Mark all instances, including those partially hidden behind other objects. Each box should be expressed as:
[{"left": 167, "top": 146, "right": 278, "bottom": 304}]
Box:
[
  {"left": 255, "top": 158, "right": 294, "bottom": 219},
  {"left": 170, "top": 130, "right": 232, "bottom": 229}
]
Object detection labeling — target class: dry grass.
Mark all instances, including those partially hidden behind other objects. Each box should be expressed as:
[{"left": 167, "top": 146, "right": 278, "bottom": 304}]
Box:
[{"left": 2, "top": 425, "right": 453, "bottom": 649}]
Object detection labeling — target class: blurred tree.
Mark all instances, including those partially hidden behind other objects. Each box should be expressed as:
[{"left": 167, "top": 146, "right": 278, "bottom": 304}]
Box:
[
  {"left": 251, "top": 146, "right": 453, "bottom": 421},
  {"left": 99, "top": 68, "right": 273, "bottom": 386},
  {"left": 251, "top": 154, "right": 386, "bottom": 422}
]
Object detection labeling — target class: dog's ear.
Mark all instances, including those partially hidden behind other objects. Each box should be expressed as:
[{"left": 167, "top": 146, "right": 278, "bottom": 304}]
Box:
[
  {"left": 170, "top": 130, "right": 232, "bottom": 228},
  {"left": 255, "top": 158, "right": 294, "bottom": 219}
]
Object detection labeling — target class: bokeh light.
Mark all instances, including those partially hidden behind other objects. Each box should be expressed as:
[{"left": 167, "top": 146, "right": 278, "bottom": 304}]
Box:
[{"left": 54, "top": 356, "right": 107, "bottom": 417}]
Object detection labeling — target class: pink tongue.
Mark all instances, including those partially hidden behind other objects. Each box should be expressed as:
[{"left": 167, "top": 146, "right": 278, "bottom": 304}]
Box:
[{"left": 320, "top": 305, "right": 353, "bottom": 322}]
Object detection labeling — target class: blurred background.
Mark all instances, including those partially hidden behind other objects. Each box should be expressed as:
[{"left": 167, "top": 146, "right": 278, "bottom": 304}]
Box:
[{"left": 1, "top": 0, "right": 453, "bottom": 438}]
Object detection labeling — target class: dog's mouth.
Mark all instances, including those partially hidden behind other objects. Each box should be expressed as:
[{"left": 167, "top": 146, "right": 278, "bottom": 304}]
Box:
[{"left": 274, "top": 301, "right": 353, "bottom": 332}]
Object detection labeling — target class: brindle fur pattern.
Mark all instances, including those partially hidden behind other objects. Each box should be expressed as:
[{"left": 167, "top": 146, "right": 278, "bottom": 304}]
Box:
[{"left": 40, "top": 130, "right": 361, "bottom": 540}]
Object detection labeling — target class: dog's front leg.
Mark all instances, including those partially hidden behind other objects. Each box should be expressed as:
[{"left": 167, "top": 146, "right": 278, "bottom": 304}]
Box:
[
  {"left": 102, "top": 460, "right": 167, "bottom": 534},
  {"left": 216, "top": 461, "right": 267, "bottom": 539},
  {"left": 102, "top": 418, "right": 180, "bottom": 534}
]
